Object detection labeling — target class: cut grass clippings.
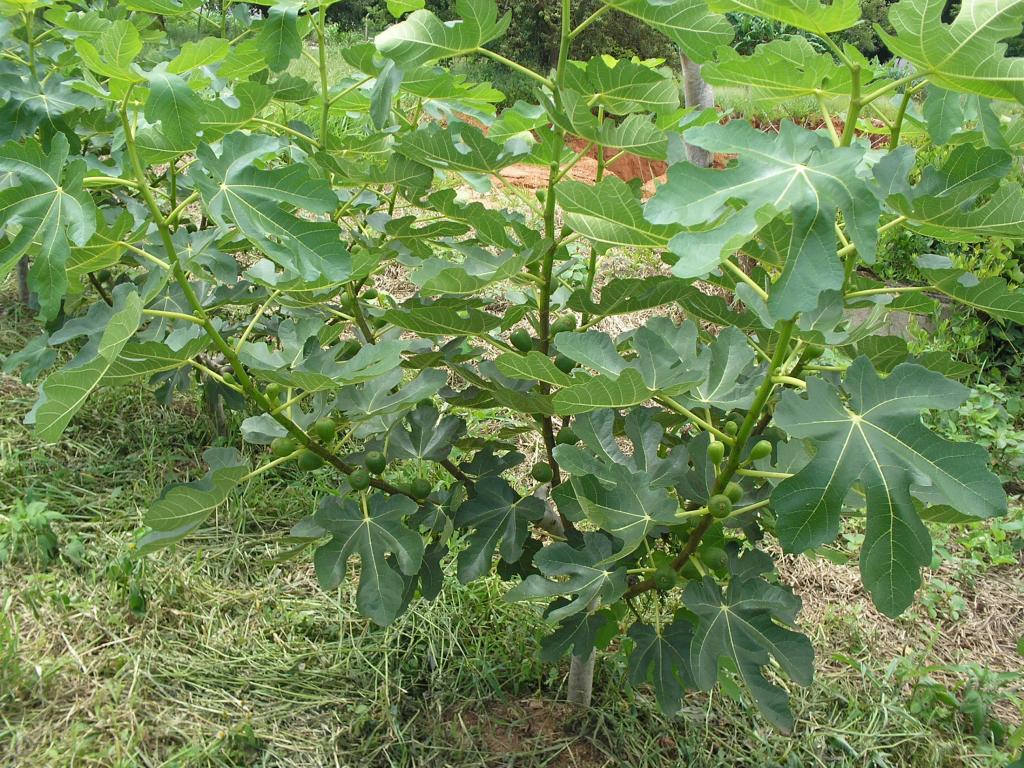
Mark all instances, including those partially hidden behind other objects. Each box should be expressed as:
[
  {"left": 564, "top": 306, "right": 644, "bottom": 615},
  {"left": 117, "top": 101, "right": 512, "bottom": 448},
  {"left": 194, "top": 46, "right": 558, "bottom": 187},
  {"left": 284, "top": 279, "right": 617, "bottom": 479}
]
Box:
[{"left": 1, "top": 279, "right": 1022, "bottom": 767}]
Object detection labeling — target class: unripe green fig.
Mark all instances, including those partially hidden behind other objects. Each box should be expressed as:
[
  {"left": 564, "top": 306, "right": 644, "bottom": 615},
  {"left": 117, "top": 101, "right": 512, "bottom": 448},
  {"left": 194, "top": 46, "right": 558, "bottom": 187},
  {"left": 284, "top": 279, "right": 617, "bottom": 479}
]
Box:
[
  {"left": 708, "top": 494, "right": 733, "bottom": 519},
  {"left": 265, "top": 382, "right": 284, "bottom": 400},
  {"left": 653, "top": 565, "right": 677, "bottom": 591},
  {"left": 510, "top": 329, "right": 533, "bottom": 352},
  {"left": 296, "top": 450, "right": 325, "bottom": 471},
  {"left": 270, "top": 437, "right": 298, "bottom": 458},
  {"left": 362, "top": 287, "right": 378, "bottom": 299},
  {"left": 724, "top": 482, "right": 743, "bottom": 504},
  {"left": 749, "top": 440, "right": 772, "bottom": 461},
  {"left": 556, "top": 427, "right": 579, "bottom": 445},
  {"left": 554, "top": 354, "right": 575, "bottom": 373},
  {"left": 702, "top": 546, "right": 728, "bottom": 571},
  {"left": 349, "top": 468, "right": 371, "bottom": 491},
  {"left": 724, "top": 420, "right": 739, "bottom": 436},
  {"left": 364, "top": 450, "right": 386, "bottom": 475},
  {"left": 707, "top": 441, "right": 725, "bottom": 465},
  {"left": 550, "top": 315, "right": 577, "bottom": 335},
  {"left": 312, "top": 418, "right": 337, "bottom": 443},
  {"left": 530, "top": 462, "right": 553, "bottom": 483},
  {"left": 409, "top": 478, "right": 432, "bottom": 500}
]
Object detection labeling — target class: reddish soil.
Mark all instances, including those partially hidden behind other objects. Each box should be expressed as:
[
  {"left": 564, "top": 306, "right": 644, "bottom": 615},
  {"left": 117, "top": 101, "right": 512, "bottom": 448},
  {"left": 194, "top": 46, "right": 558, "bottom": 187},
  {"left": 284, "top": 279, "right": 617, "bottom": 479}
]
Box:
[{"left": 491, "top": 113, "right": 888, "bottom": 195}]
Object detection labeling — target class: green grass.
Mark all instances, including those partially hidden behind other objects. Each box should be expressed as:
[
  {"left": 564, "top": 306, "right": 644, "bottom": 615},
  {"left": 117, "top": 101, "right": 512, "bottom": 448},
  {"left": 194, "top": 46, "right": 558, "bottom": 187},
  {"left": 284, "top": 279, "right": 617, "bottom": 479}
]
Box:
[{"left": 2, "top": 280, "right": 1022, "bottom": 767}]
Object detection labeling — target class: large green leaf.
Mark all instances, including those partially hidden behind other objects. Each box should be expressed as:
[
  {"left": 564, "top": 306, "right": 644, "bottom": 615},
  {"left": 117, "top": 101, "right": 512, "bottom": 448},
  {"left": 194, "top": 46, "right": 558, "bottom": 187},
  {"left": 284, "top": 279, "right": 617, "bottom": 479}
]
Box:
[
  {"left": 549, "top": 90, "right": 668, "bottom": 160},
  {"left": 674, "top": 326, "right": 758, "bottom": 411},
  {"left": 395, "top": 121, "right": 526, "bottom": 178},
  {"left": 0, "top": 72, "right": 96, "bottom": 142},
  {"left": 30, "top": 287, "right": 142, "bottom": 441},
  {"left": 558, "top": 177, "right": 680, "bottom": 249},
  {"left": 609, "top": 319, "right": 698, "bottom": 394},
  {"left": 169, "top": 37, "right": 232, "bottom": 74},
  {"left": 563, "top": 465, "right": 680, "bottom": 561},
  {"left": 387, "top": 404, "right": 466, "bottom": 461},
  {"left": 257, "top": 0, "right": 304, "bottom": 72},
  {"left": 505, "top": 533, "right": 628, "bottom": 623},
  {"left": 411, "top": 243, "right": 535, "bottom": 295},
  {"left": 75, "top": 20, "right": 144, "bottom": 86},
  {"left": 495, "top": 350, "right": 573, "bottom": 387},
  {"left": 541, "top": 607, "right": 615, "bottom": 662},
  {"left": 922, "top": 85, "right": 965, "bottom": 145},
  {"left": 771, "top": 358, "right": 1006, "bottom": 616},
  {"left": 684, "top": 548, "right": 813, "bottom": 731},
  {"left": 707, "top": 0, "right": 860, "bottom": 34},
  {"left": 885, "top": 144, "right": 1024, "bottom": 240},
  {"left": 0, "top": 134, "right": 96, "bottom": 319},
  {"left": 102, "top": 337, "right": 210, "bottom": 386},
  {"left": 143, "top": 69, "right": 205, "bottom": 150},
  {"left": 553, "top": 409, "right": 688, "bottom": 489},
  {"left": 192, "top": 133, "right": 350, "bottom": 282},
  {"left": 563, "top": 56, "right": 680, "bottom": 116},
  {"left": 65, "top": 211, "right": 133, "bottom": 284},
  {"left": 703, "top": 38, "right": 856, "bottom": 103},
  {"left": 375, "top": 0, "right": 510, "bottom": 67},
  {"left": 646, "top": 121, "right": 879, "bottom": 319},
  {"left": 121, "top": 0, "right": 201, "bottom": 14},
  {"left": 879, "top": 0, "right": 1024, "bottom": 102},
  {"left": 139, "top": 447, "right": 248, "bottom": 553},
  {"left": 566, "top": 276, "right": 712, "bottom": 317},
  {"left": 454, "top": 477, "right": 544, "bottom": 582},
  {"left": 135, "top": 81, "right": 273, "bottom": 163},
  {"left": 384, "top": 301, "right": 502, "bottom": 336},
  {"left": 314, "top": 494, "right": 424, "bottom": 626},
  {"left": 339, "top": 369, "right": 448, "bottom": 422},
  {"left": 553, "top": 367, "right": 653, "bottom": 415},
  {"left": 627, "top": 616, "right": 696, "bottom": 715},
  {"left": 239, "top": 337, "right": 408, "bottom": 393},
  {"left": 604, "top": 0, "right": 733, "bottom": 61},
  {"left": 922, "top": 263, "right": 1024, "bottom": 324}
]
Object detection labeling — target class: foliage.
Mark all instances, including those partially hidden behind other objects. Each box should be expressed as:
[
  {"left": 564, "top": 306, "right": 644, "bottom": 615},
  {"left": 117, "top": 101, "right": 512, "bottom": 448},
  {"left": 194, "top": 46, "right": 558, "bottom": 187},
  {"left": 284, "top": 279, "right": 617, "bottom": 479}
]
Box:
[
  {"left": 928, "top": 382, "right": 1024, "bottom": 483},
  {"left": 0, "top": 499, "right": 70, "bottom": 567},
  {"left": 2, "top": 0, "right": 1023, "bottom": 728}
]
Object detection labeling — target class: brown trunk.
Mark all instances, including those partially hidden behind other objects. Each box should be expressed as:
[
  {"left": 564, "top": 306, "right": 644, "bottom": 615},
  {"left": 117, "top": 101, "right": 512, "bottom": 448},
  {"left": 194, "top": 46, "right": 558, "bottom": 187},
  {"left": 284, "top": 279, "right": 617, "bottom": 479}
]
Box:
[
  {"left": 17, "top": 257, "right": 30, "bottom": 305},
  {"left": 680, "top": 53, "right": 714, "bottom": 169}
]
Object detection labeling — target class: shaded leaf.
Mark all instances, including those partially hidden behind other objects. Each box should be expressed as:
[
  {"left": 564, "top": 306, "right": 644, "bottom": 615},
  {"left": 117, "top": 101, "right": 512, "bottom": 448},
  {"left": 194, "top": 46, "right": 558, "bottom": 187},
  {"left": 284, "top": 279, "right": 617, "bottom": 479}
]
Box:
[
  {"left": 454, "top": 477, "right": 544, "bottom": 582},
  {"left": 684, "top": 548, "right": 813, "bottom": 730},
  {"left": 0, "top": 134, "right": 96, "bottom": 318},
  {"left": 627, "top": 616, "right": 696, "bottom": 714},
  {"left": 314, "top": 494, "right": 425, "bottom": 626},
  {"left": 31, "top": 287, "right": 142, "bottom": 441},
  {"left": 387, "top": 403, "right": 466, "bottom": 461},
  {"left": 505, "top": 533, "right": 628, "bottom": 623},
  {"left": 140, "top": 447, "right": 248, "bottom": 551}
]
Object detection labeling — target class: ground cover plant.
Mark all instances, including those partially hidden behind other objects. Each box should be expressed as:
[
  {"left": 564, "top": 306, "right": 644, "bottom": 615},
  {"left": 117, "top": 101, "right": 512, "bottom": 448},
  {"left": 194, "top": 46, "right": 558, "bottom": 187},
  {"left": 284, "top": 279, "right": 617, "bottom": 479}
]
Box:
[{"left": 2, "top": 0, "right": 1024, "bottom": 754}]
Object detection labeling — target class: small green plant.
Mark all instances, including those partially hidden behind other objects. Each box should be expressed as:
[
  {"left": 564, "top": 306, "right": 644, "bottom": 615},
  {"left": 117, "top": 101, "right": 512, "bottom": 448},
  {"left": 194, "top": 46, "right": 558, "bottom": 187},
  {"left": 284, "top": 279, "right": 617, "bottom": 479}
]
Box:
[
  {"left": 902, "top": 660, "right": 1024, "bottom": 750},
  {"left": 2, "top": 0, "right": 1023, "bottom": 730},
  {"left": 0, "top": 499, "right": 64, "bottom": 567},
  {"left": 930, "top": 382, "right": 1024, "bottom": 482}
]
